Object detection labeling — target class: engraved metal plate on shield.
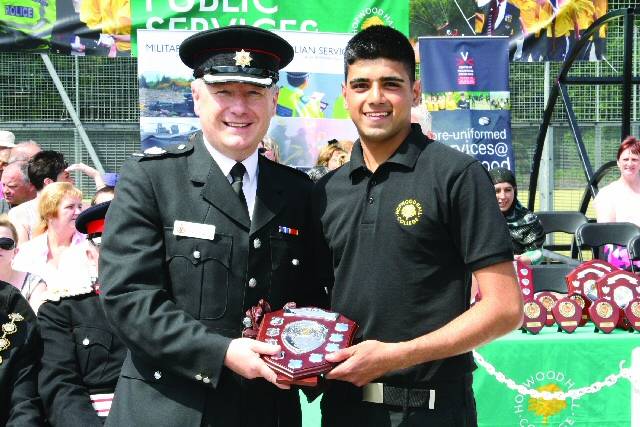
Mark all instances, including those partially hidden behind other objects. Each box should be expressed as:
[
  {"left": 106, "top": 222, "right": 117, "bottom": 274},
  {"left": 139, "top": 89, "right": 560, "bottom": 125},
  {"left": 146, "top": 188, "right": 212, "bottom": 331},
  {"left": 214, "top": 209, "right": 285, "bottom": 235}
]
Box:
[
  {"left": 288, "top": 359, "right": 303, "bottom": 370},
  {"left": 325, "top": 343, "right": 339, "bottom": 352},
  {"left": 335, "top": 323, "right": 349, "bottom": 332},
  {"left": 266, "top": 328, "right": 280, "bottom": 337},
  {"left": 281, "top": 320, "right": 328, "bottom": 355},
  {"left": 270, "top": 317, "right": 284, "bottom": 326},
  {"left": 329, "top": 333, "right": 344, "bottom": 342},
  {"left": 309, "top": 353, "right": 323, "bottom": 363},
  {"left": 283, "top": 307, "right": 339, "bottom": 321},
  {"left": 266, "top": 338, "right": 278, "bottom": 345}
]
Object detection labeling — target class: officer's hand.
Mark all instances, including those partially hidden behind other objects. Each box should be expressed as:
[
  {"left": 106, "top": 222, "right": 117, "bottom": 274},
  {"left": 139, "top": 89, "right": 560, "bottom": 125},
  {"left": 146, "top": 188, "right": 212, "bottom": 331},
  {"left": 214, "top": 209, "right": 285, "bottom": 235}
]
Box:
[
  {"left": 324, "top": 340, "right": 399, "bottom": 387},
  {"left": 224, "top": 338, "right": 290, "bottom": 390}
]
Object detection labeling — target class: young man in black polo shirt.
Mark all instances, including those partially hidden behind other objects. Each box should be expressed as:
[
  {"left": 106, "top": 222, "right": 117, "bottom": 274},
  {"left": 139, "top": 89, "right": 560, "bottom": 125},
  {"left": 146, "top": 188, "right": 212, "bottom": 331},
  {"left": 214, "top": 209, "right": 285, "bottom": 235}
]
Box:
[{"left": 312, "top": 26, "right": 523, "bottom": 426}]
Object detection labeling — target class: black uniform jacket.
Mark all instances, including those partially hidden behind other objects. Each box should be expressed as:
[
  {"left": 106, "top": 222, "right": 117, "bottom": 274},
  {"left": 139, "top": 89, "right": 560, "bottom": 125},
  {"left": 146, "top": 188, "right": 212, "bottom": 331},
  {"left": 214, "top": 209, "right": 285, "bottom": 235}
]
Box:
[
  {"left": 38, "top": 290, "right": 127, "bottom": 427},
  {"left": 0, "top": 281, "right": 45, "bottom": 426},
  {"left": 99, "top": 133, "right": 324, "bottom": 426}
]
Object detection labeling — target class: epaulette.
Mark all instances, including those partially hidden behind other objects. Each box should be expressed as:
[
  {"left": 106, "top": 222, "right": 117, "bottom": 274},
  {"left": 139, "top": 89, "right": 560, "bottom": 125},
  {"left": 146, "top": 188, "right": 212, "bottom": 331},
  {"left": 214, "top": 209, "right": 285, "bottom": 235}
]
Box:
[
  {"left": 131, "top": 141, "right": 194, "bottom": 161},
  {"left": 43, "top": 285, "right": 95, "bottom": 303}
]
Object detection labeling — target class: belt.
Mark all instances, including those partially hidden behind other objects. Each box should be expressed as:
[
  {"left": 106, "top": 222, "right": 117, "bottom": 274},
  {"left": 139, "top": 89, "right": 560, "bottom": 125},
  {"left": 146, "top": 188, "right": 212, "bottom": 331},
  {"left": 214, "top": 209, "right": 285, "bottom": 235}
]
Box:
[
  {"left": 90, "top": 392, "right": 114, "bottom": 417},
  {"left": 362, "top": 383, "right": 436, "bottom": 409}
]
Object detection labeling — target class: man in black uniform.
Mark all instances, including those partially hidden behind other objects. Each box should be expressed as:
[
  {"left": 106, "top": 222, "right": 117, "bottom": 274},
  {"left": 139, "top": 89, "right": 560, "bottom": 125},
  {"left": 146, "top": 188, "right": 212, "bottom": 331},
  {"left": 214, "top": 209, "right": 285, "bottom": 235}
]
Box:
[
  {"left": 313, "top": 26, "right": 523, "bottom": 426},
  {"left": 99, "top": 26, "right": 321, "bottom": 426}
]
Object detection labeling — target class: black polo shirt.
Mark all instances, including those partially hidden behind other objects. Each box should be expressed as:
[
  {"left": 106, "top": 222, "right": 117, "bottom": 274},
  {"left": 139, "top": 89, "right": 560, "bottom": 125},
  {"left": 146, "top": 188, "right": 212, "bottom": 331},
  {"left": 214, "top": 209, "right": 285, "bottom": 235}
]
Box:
[{"left": 312, "top": 124, "right": 513, "bottom": 385}]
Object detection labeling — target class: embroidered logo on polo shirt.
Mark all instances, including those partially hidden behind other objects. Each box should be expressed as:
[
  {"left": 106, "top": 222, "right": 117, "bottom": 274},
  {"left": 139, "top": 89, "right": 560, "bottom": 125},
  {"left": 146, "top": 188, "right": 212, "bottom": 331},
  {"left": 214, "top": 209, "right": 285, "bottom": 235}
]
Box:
[{"left": 395, "top": 199, "right": 423, "bottom": 226}]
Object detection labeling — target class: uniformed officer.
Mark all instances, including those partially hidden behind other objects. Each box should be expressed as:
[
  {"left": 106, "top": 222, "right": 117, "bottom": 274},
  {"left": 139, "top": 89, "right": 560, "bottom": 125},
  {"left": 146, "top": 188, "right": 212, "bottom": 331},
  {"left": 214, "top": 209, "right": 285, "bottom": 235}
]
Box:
[
  {"left": 0, "top": 281, "right": 45, "bottom": 426},
  {"left": 99, "top": 26, "right": 323, "bottom": 427},
  {"left": 38, "top": 200, "right": 127, "bottom": 426},
  {"left": 312, "top": 25, "right": 523, "bottom": 426}
]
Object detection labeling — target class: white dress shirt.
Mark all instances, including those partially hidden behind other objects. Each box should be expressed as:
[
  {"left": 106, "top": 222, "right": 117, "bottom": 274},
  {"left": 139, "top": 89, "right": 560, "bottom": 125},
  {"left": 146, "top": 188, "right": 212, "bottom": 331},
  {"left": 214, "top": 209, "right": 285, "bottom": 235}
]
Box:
[{"left": 203, "top": 137, "right": 258, "bottom": 220}]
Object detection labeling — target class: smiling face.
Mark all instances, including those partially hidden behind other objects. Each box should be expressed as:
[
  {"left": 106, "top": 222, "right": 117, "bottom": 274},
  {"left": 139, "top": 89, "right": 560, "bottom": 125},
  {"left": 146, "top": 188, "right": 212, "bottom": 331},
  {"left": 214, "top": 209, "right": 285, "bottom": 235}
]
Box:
[
  {"left": 617, "top": 148, "right": 640, "bottom": 179},
  {"left": 191, "top": 79, "right": 278, "bottom": 161},
  {"left": 342, "top": 58, "right": 420, "bottom": 149},
  {"left": 494, "top": 182, "right": 515, "bottom": 212},
  {"left": 48, "top": 195, "right": 83, "bottom": 235}
]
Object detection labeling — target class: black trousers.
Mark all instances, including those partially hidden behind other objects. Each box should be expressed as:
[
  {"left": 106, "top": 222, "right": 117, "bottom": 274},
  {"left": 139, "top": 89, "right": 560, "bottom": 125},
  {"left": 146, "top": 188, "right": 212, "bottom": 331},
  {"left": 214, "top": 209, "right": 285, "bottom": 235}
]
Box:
[{"left": 320, "top": 374, "right": 477, "bottom": 427}]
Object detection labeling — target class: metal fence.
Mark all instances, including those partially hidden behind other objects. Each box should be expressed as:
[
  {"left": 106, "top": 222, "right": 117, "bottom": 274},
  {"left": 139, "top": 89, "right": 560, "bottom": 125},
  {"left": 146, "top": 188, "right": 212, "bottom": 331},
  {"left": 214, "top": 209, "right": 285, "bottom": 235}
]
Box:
[{"left": 0, "top": 1, "right": 638, "bottom": 204}]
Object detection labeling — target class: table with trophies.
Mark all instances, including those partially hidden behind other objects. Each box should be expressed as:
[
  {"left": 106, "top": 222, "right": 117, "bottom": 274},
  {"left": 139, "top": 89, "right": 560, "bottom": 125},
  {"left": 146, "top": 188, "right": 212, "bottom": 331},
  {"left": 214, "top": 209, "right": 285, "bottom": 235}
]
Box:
[{"left": 473, "top": 260, "right": 640, "bottom": 427}]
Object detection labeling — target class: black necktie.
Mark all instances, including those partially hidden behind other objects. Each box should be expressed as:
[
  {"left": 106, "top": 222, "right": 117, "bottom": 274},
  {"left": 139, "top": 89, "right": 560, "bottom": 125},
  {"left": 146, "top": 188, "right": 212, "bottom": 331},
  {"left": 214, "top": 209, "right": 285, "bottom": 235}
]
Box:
[{"left": 230, "top": 162, "right": 249, "bottom": 219}]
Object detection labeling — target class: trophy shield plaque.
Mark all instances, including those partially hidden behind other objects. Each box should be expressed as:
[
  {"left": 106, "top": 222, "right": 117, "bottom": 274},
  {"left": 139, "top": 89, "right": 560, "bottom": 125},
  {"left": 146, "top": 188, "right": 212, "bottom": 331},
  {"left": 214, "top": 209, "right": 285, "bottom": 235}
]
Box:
[
  {"left": 588, "top": 298, "right": 620, "bottom": 334},
  {"left": 515, "top": 261, "right": 535, "bottom": 302},
  {"left": 256, "top": 307, "right": 357, "bottom": 386},
  {"left": 595, "top": 270, "right": 640, "bottom": 328},
  {"left": 522, "top": 300, "right": 545, "bottom": 334},
  {"left": 624, "top": 298, "right": 640, "bottom": 332},
  {"left": 566, "top": 260, "right": 618, "bottom": 302},
  {"left": 568, "top": 293, "right": 590, "bottom": 326},
  {"left": 535, "top": 292, "right": 558, "bottom": 326},
  {"left": 552, "top": 297, "right": 582, "bottom": 333}
]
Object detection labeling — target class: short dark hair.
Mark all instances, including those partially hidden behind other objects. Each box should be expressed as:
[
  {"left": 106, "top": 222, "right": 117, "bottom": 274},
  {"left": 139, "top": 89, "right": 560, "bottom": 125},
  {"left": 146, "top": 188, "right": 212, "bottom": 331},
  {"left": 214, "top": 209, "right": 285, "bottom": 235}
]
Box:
[
  {"left": 27, "top": 150, "right": 68, "bottom": 191},
  {"left": 344, "top": 26, "right": 415, "bottom": 82}
]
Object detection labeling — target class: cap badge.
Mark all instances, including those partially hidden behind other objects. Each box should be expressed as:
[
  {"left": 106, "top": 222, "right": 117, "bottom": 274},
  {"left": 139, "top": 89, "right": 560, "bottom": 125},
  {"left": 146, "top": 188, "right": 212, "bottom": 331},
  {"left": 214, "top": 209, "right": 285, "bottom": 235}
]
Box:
[
  {"left": 395, "top": 199, "right": 423, "bottom": 226},
  {"left": 234, "top": 49, "right": 253, "bottom": 68}
]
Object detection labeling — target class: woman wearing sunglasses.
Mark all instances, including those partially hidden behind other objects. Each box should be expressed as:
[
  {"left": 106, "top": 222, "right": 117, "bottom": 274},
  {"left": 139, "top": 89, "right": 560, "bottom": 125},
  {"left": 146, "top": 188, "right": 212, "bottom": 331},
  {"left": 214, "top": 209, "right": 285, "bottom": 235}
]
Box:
[
  {"left": 38, "top": 200, "right": 126, "bottom": 426},
  {"left": 0, "top": 216, "right": 45, "bottom": 303}
]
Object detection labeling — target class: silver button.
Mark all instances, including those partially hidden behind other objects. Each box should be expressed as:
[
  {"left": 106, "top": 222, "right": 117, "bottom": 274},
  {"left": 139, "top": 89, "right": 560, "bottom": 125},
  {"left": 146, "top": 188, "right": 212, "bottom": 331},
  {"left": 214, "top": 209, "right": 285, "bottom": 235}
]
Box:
[
  {"left": 154, "top": 371, "right": 162, "bottom": 380},
  {"left": 195, "top": 374, "right": 203, "bottom": 381},
  {"left": 291, "top": 258, "right": 300, "bottom": 266},
  {"left": 178, "top": 144, "right": 186, "bottom": 150},
  {"left": 202, "top": 377, "right": 211, "bottom": 384},
  {"left": 193, "top": 250, "right": 201, "bottom": 259},
  {"left": 242, "top": 316, "right": 253, "bottom": 328},
  {"left": 248, "top": 278, "right": 257, "bottom": 288},
  {"left": 253, "top": 238, "right": 261, "bottom": 249},
  {"left": 82, "top": 337, "right": 90, "bottom": 346}
]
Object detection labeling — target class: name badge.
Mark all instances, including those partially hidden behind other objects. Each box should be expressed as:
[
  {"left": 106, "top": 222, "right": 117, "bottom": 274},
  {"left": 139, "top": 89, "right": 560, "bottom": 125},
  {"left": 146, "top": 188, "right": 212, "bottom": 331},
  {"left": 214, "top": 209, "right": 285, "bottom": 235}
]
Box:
[{"left": 173, "top": 220, "right": 216, "bottom": 240}]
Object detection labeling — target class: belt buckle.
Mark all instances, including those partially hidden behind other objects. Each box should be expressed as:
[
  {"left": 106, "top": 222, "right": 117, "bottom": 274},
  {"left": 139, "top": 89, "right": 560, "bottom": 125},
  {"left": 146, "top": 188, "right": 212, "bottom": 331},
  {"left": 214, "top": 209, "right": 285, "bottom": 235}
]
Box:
[{"left": 362, "top": 383, "right": 384, "bottom": 404}]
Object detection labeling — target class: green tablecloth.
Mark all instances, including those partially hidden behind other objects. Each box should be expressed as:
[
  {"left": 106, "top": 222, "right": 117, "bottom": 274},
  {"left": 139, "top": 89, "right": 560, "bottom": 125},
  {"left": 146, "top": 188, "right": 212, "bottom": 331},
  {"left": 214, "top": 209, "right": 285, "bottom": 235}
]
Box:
[
  {"left": 300, "top": 326, "right": 639, "bottom": 426},
  {"left": 474, "top": 325, "right": 639, "bottom": 426}
]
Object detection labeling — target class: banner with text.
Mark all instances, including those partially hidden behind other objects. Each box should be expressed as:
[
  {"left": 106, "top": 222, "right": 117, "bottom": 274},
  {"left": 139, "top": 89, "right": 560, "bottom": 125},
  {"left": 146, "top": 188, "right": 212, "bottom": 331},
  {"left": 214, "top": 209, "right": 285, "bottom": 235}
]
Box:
[
  {"left": 0, "top": 0, "right": 407, "bottom": 57},
  {"left": 419, "top": 36, "right": 514, "bottom": 171},
  {"left": 138, "top": 29, "right": 357, "bottom": 167}
]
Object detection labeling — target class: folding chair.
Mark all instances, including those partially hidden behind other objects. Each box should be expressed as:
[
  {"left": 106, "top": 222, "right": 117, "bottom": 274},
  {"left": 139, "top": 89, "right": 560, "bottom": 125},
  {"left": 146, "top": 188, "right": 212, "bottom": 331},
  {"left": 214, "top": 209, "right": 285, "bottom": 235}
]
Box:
[
  {"left": 535, "top": 211, "right": 588, "bottom": 263},
  {"left": 575, "top": 222, "right": 640, "bottom": 261},
  {"left": 627, "top": 234, "right": 640, "bottom": 273}
]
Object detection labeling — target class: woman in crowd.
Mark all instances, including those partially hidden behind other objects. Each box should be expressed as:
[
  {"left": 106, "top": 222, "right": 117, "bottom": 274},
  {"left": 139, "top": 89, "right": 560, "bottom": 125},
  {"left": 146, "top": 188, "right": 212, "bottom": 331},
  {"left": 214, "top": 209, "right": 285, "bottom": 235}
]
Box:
[
  {"left": 0, "top": 279, "right": 45, "bottom": 426},
  {"left": 38, "top": 199, "right": 126, "bottom": 426},
  {"left": 490, "top": 167, "right": 545, "bottom": 264},
  {"left": 0, "top": 216, "right": 45, "bottom": 300},
  {"left": 306, "top": 139, "right": 353, "bottom": 182},
  {"left": 593, "top": 135, "right": 640, "bottom": 269},
  {"left": 13, "top": 182, "right": 86, "bottom": 312}
]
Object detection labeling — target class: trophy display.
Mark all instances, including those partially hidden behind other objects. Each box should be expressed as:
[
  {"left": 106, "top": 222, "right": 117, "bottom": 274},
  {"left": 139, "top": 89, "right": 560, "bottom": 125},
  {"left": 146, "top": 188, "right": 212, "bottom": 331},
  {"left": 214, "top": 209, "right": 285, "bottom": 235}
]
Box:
[
  {"left": 566, "top": 260, "right": 618, "bottom": 302},
  {"left": 552, "top": 297, "right": 582, "bottom": 333},
  {"left": 256, "top": 306, "right": 357, "bottom": 386},
  {"left": 624, "top": 298, "right": 640, "bottom": 332},
  {"left": 535, "top": 292, "right": 558, "bottom": 326},
  {"left": 568, "top": 293, "right": 590, "bottom": 326},
  {"left": 588, "top": 298, "right": 620, "bottom": 334},
  {"left": 522, "top": 300, "right": 546, "bottom": 334},
  {"left": 515, "top": 261, "right": 535, "bottom": 302},
  {"left": 595, "top": 270, "right": 640, "bottom": 328}
]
